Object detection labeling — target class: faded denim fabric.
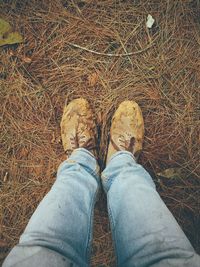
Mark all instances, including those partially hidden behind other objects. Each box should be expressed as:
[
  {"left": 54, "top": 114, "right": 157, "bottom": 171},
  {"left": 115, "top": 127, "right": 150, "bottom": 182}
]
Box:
[
  {"left": 102, "top": 151, "right": 200, "bottom": 267},
  {"left": 3, "top": 148, "right": 100, "bottom": 267},
  {"left": 3, "top": 149, "right": 200, "bottom": 267}
]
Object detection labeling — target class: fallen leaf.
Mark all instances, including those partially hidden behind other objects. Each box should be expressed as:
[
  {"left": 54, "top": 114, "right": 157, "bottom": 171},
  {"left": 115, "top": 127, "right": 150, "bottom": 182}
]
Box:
[
  {"left": 88, "top": 72, "right": 98, "bottom": 87},
  {"left": 157, "top": 168, "right": 183, "bottom": 179},
  {"left": 0, "top": 18, "right": 11, "bottom": 37},
  {"left": 19, "top": 147, "right": 29, "bottom": 158},
  {"left": 23, "top": 56, "right": 32, "bottom": 63},
  {"left": 0, "top": 18, "right": 23, "bottom": 47},
  {"left": 147, "top": 88, "right": 160, "bottom": 100},
  {"left": 0, "top": 32, "right": 23, "bottom": 46}
]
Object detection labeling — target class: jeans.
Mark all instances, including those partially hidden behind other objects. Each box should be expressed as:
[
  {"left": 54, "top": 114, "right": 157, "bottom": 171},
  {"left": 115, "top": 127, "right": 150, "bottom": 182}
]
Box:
[{"left": 3, "top": 148, "right": 200, "bottom": 267}]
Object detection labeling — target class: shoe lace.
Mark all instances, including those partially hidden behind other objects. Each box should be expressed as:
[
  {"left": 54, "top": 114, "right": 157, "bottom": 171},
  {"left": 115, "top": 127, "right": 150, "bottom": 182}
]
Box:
[
  {"left": 65, "top": 132, "right": 96, "bottom": 157},
  {"left": 111, "top": 134, "right": 135, "bottom": 153},
  {"left": 65, "top": 134, "right": 78, "bottom": 157}
]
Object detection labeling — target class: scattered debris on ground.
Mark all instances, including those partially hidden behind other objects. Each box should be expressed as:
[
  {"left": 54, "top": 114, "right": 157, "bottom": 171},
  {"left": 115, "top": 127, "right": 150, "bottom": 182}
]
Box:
[{"left": 0, "top": 1, "right": 200, "bottom": 266}]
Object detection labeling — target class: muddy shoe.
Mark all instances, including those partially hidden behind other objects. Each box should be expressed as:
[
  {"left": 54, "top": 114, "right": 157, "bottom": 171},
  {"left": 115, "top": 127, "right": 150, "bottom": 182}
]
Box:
[
  {"left": 106, "top": 100, "right": 144, "bottom": 164},
  {"left": 61, "top": 98, "right": 97, "bottom": 158}
]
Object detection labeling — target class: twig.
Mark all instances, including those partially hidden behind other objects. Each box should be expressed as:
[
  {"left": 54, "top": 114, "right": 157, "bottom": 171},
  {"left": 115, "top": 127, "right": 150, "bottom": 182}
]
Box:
[
  {"left": 71, "top": 0, "right": 82, "bottom": 17},
  {"left": 116, "top": 32, "right": 133, "bottom": 66},
  {"left": 67, "top": 41, "right": 154, "bottom": 57}
]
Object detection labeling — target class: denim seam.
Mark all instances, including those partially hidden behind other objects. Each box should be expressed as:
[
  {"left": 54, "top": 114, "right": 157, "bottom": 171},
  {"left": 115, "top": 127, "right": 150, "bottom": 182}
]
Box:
[
  {"left": 105, "top": 172, "right": 121, "bottom": 266},
  {"left": 85, "top": 186, "right": 99, "bottom": 265},
  {"left": 102, "top": 166, "right": 126, "bottom": 192},
  {"left": 107, "top": 196, "right": 119, "bottom": 267},
  {"left": 106, "top": 173, "right": 124, "bottom": 266}
]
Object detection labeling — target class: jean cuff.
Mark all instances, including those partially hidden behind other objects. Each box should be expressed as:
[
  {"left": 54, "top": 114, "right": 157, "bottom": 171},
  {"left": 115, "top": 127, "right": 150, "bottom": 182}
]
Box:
[
  {"left": 108, "top": 150, "right": 136, "bottom": 164},
  {"left": 102, "top": 151, "right": 136, "bottom": 192},
  {"left": 58, "top": 148, "right": 100, "bottom": 181}
]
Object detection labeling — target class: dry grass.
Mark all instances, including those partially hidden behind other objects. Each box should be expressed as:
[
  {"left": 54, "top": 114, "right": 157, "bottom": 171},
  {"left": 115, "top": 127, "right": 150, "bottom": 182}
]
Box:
[{"left": 0, "top": 0, "right": 200, "bottom": 266}]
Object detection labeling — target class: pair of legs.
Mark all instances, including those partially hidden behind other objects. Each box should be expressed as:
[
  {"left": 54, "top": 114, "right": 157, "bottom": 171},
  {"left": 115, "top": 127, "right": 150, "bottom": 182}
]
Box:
[{"left": 3, "top": 99, "right": 200, "bottom": 267}]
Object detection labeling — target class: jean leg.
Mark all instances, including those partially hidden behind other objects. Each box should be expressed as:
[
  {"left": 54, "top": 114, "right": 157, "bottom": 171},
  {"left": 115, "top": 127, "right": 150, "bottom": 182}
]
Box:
[
  {"left": 17, "top": 148, "right": 100, "bottom": 267},
  {"left": 102, "top": 151, "right": 200, "bottom": 267}
]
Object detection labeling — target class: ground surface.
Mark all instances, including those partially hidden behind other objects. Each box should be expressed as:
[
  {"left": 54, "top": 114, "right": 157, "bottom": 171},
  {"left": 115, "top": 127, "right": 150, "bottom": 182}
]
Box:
[{"left": 0, "top": 0, "right": 200, "bottom": 266}]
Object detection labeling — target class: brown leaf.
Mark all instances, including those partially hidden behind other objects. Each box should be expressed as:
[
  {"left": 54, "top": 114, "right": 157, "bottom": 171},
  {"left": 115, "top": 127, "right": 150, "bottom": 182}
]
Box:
[
  {"left": 88, "top": 72, "right": 98, "bottom": 87},
  {"left": 23, "top": 57, "right": 32, "bottom": 63}
]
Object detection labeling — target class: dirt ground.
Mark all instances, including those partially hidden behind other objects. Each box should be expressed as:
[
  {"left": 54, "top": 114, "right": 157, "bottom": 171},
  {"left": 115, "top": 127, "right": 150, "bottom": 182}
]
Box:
[{"left": 0, "top": 0, "right": 200, "bottom": 266}]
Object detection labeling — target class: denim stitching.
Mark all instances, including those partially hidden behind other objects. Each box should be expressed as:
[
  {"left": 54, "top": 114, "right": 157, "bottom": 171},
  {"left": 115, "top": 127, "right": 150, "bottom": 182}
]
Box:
[
  {"left": 107, "top": 195, "right": 119, "bottom": 266},
  {"left": 85, "top": 186, "right": 99, "bottom": 265}
]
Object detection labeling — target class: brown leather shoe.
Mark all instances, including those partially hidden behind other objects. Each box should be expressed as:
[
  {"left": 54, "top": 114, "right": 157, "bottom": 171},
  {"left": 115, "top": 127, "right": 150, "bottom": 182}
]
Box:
[
  {"left": 106, "top": 100, "right": 144, "bottom": 164},
  {"left": 60, "top": 98, "right": 97, "bottom": 158}
]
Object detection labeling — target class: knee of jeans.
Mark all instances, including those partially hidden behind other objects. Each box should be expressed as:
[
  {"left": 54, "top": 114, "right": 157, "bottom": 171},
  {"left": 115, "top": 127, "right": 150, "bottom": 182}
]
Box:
[{"left": 57, "top": 160, "right": 81, "bottom": 177}]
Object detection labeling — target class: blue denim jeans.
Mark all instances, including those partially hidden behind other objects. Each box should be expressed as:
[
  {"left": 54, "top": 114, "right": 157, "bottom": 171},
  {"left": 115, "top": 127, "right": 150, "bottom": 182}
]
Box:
[{"left": 3, "top": 148, "right": 200, "bottom": 267}]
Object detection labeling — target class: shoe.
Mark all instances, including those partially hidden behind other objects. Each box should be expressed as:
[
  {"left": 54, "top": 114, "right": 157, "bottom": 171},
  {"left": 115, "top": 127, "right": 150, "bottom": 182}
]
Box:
[
  {"left": 106, "top": 100, "right": 144, "bottom": 164},
  {"left": 60, "top": 98, "right": 97, "bottom": 158}
]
